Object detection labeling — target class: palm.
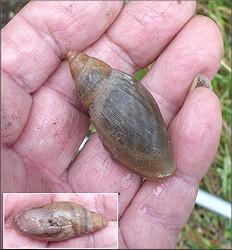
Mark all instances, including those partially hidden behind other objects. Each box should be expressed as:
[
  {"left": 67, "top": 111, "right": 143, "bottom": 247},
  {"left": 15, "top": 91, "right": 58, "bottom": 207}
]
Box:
[{"left": 2, "top": 1, "right": 222, "bottom": 248}]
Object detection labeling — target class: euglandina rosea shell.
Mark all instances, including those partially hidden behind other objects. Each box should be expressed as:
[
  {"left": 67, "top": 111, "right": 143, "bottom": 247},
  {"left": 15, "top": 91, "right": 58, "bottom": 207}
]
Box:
[
  {"left": 13, "top": 201, "right": 108, "bottom": 241},
  {"left": 67, "top": 51, "right": 176, "bottom": 180}
]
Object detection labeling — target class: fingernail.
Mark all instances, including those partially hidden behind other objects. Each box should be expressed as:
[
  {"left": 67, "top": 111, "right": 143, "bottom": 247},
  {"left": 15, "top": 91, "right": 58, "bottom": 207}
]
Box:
[{"left": 189, "top": 73, "right": 212, "bottom": 92}]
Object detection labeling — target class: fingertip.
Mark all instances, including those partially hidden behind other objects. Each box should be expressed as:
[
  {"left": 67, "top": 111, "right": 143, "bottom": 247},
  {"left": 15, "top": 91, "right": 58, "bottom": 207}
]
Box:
[
  {"left": 169, "top": 87, "right": 222, "bottom": 181},
  {"left": 189, "top": 15, "right": 224, "bottom": 75}
]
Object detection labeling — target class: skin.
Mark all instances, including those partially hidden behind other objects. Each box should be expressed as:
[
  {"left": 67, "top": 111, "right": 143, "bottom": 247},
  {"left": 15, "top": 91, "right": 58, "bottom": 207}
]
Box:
[{"left": 2, "top": 1, "right": 223, "bottom": 249}]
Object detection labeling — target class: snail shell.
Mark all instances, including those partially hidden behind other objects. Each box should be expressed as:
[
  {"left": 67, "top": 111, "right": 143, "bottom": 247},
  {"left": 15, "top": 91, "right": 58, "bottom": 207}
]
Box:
[
  {"left": 13, "top": 201, "right": 108, "bottom": 241},
  {"left": 67, "top": 51, "right": 176, "bottom": 180}
]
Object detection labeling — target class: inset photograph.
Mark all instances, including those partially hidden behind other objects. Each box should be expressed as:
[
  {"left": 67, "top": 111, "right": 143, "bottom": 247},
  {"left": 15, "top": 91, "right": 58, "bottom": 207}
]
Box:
[{"left": 3, "top": 193, "right": 118, "bottom": 249}]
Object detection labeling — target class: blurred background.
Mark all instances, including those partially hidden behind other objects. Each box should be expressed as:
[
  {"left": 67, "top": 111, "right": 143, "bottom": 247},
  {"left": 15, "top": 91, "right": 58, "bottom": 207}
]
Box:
[{"left": 1, "top": 0, "right": 231, "bottom": 248}]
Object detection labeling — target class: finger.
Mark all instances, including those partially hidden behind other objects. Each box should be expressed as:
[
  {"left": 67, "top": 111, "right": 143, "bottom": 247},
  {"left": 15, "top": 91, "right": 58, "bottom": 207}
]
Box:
[
  {"left": 4, "top": 193, "right": 52, "bottom": 220},
  {"left": 169, "top": 87, "right": 222, "bottom": 179},
  {"left": 85, "top": 1, "right": 196, "bottom": 72},
  {"left": 2, "top": 148, "right": 28, "bottom": 192},
  {"left": 2, "top": 1, "right": 122, "bottom": 93},
  {"left": 2, "top": 145, "right": 61, "bottom": 193},
  {"left": 3, "top": 145, "right": 72, "bottom": 192},
  {"left": 5, "top": 62, "right": 89, "bottom": 192},
  {"left": 119, "top": 87, "right": 222, "bottom": 248},
  {"left": 12, "top": 86, "right": 89, "bottom": 186},
  {"left": 142, "top": 15, "right": 223, "bottom": 126},
  {"left": 52, "top": 193, "right": 118, "bottom": 221},
  {"left": 44, "top": 60, "right": 86, "bottom": 113},
  {"left": 3, "top": 60, "right": 89, "bottom": 193},
  {"left": 68, "top": 133, "right": 141, "bottom": 216},
  {"left": 1, "top": 73, "right": 32, "bottom": 146},
  {"left": 48, "top": 221, "right": 117, "bottom": 249},
  {"left": 20, "top": 1, "right": 123, "bottom": 58}
]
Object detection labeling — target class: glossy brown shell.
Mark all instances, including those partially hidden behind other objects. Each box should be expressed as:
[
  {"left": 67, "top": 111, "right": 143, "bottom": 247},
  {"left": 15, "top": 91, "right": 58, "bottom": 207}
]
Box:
[
  {"left": 13, "top": 201, "right": 108, "bottom": 241},
  {"left": 67, "top": 51, "right": 176, "bottom": 179}
]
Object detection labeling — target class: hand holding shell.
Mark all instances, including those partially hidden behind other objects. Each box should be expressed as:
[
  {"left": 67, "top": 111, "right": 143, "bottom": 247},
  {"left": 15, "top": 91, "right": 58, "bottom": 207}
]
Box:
[{"left": 67, "top": 51, "right": 176, "bottom": 180}]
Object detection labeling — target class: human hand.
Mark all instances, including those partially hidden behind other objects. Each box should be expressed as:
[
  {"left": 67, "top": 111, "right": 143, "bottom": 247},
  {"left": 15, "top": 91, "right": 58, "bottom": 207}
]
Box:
[
  {"left": 1, "top": 1, "right": 223, "bottom": 248},
  {"left": 4, "top": 193, "right": 117, "bottom": 248}
]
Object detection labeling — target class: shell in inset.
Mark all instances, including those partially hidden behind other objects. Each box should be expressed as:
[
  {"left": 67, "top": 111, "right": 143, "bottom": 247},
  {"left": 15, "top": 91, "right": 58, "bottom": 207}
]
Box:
[{"left": 13, "top": 201, "right": 108, "bottom": 241}]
